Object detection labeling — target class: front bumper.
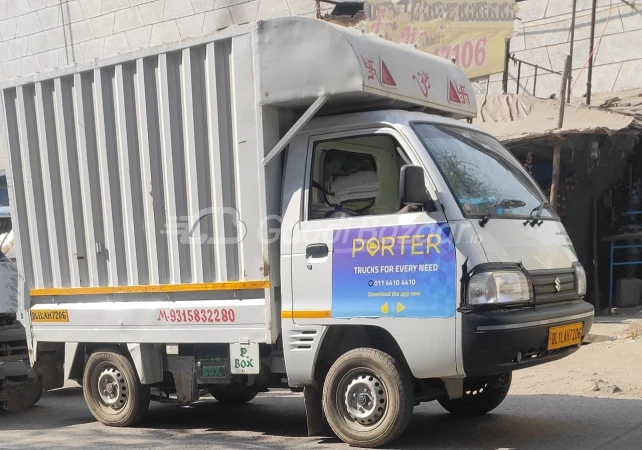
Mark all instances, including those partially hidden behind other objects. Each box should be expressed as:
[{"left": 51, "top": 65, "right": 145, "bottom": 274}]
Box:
[
  {"left": 462, "top": 299, "right": 594, "bottom": 377},
  {"left": 0, "top": 361, "right": 41, "bottom": 411}
]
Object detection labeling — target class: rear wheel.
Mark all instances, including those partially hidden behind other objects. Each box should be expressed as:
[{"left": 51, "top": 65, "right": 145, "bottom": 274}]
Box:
[
  {"left": 83, "top": 348, "right": 150, "bottom": 427},
  {"left": 322, "top": 348, "right": 414, "bottom": 448},
  {"left": 31, "top": 376, "right": 43, "bottom": 406},
  {"left": 208, "top": 386, "right": 259, "bottom": 405},
  {"left": 438, "top": 372, "right": 511, "bottom": 416}
]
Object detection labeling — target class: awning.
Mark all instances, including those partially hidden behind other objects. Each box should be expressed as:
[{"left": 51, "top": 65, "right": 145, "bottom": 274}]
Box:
[
  {"left": 472, "top": 94, "right": 641, "bottom": 145},
  {"left": 591, "top": 89, "right": 642, "bottom": 120}
]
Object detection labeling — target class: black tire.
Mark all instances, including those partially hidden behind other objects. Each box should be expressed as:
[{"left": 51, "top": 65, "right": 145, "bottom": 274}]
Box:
[
  {"left": 438, "top": 372, "right": 512, "bottom": 416},
  {"left": 322, "top": 348, "right": 414, "bottom": 448},
  {"left": 208, "top": 387, "right": 259, "bottom": 405},
  {"left": 31, "top": 376, "right": 43, "bottom": 406},
  {"left": 83, "top": 348, "right": 150, "bottom": 427}
]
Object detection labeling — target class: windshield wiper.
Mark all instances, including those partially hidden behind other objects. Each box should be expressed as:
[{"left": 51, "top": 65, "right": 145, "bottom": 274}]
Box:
[
  {"left": 479, "top": 199, "right": 526, "bottom": 227},
  {"left": 523, "top": 201, "right": 550, "bottom": 227}
]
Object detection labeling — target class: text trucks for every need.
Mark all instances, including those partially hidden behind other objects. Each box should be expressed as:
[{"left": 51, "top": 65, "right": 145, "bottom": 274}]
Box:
[{"left": 1, "top": 17, "right": 593, "bottom": 448}]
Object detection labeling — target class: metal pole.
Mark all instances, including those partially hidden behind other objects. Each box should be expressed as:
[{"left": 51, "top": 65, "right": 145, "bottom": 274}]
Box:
[
  {"left": 558, "top": 56, "right": 571, "bottom": 128},
  {"left": 517, "top": 61, "right": 521, "bottom": 94},
  {"left": 502, "top": 38, "right": 510, "bottom": 94},
  {"left": 550, "top": 56, "right": 571, "bottom": 208},
  {"left": 592, "top": 197, "right": 600, "bottom": 309},
  {"left": 587, "top": 0, "right": 598, "bottom": 105},
  {"left": 550, "top": 142, "right": 562, "bottom": 207},
  {"left": 609, "top": 242, "right": 614, "bottom": 309},
  {"left": 567, "top": 0, "right": 578, "bottom": 102},
  {"left": 534, "top": 65, "right": 538, "bottom": 96}
]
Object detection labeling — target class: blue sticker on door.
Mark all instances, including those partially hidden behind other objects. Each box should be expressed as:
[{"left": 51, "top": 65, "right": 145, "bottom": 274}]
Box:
[{"left": 331, "top": 223, "right": 456, "bottom": 318}]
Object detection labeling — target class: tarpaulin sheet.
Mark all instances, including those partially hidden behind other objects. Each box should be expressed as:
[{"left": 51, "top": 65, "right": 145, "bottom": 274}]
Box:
[{"left": 472, "top": 94, "right": 639, "bottom": 145}]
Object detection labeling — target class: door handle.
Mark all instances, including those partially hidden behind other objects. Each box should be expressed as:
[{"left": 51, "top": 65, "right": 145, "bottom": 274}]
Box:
[{"left": 306, "top": 243, "right": 329, "bottom": 258}]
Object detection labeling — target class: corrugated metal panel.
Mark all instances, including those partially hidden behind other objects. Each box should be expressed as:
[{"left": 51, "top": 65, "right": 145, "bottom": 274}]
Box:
[{"left": 1, "top": 35, "right": 263, "bottom": 292}]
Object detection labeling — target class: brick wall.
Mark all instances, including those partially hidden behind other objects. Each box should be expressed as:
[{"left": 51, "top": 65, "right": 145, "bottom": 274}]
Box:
[
  {"left": 0, "top": 0, "right": 327, "bottom": 83},
  {"left": 487, "top": 0, "right": 642, "bottom": 98}
]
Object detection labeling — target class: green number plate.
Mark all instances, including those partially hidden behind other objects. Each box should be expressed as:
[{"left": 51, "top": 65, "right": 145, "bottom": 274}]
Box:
[
  {"left": 196, "top": 357, "right": 229, "bottom": 382},
  {"left": 202, "top": 365, "right": 223, "bottom": 378}
]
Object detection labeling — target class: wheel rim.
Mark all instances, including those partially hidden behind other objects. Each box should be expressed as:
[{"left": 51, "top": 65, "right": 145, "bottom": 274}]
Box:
[
  {"left": 337, "top": 369, "right": 388, "bottom": 430},
  {"left": 92, "top": 362, "right": 128, "bottom": 413}
]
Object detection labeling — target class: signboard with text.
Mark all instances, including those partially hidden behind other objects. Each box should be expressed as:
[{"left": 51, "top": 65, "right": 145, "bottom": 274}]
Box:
[
  {"left": 358, "top": 0, "right": 517, "bottom": 79},
  {"left": 331, "top": 224, "right": 456, "bottom": 318}
]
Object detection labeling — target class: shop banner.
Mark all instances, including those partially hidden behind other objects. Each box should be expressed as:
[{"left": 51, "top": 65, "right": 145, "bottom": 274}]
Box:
[{"left": 359, "top": 0, "right": 518, "bottom": 79}]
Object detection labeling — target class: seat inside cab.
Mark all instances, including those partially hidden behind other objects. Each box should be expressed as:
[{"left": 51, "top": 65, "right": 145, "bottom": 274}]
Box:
[{"left": 309, "top": 135, "right": 410, "bottom": 220}]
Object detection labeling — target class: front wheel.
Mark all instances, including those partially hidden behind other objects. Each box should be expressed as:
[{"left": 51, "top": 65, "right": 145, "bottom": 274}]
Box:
[
  {"left": 438, "top": 372, "right": 511, "bottom": 416},
  {"left": 83, "top": 348, "right": 150, "bottom": 427},
  {"left": 322, "top": 348, "right": 414, "bottom": 448}
]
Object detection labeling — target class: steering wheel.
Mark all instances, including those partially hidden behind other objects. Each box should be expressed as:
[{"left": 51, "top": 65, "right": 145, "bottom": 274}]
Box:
[
  {"left": 343, "top": 198, "right": 376, "bottom": 215},
  {"left": 323, "top": 198, "right": 377, "bottom": 218},
  {"left": 324, "top": 205, "right": 358, "bottom": 218}
]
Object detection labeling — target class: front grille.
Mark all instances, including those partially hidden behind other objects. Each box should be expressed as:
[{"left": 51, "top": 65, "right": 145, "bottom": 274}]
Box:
[
  {"left": 0, "top": 341, "right": 28, "bottom": 360},
  {"left": 530, "top": 268, "right": 577, "bottom": 304},
  {"left": 0, "top": 322, "right": 29, "bottom": 362}
]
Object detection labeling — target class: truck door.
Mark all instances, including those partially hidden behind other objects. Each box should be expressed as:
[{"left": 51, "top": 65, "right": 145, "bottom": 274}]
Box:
[{"left": 289, "top": 128, "right": 458, "bottom": 378}]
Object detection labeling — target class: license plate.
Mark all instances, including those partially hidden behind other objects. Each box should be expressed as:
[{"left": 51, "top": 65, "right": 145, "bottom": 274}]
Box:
[
  {"left": 201, "top": 365, "right": 225, "bottom": 378},
  {"left": 196, "top": 357, "right": 229, "bottom": 383},
  {"left": 30, "top": 309, "right": 69, "bottom": 323},
  {"left": 547, "top": 322, "right": 583, "bottom": 350}
]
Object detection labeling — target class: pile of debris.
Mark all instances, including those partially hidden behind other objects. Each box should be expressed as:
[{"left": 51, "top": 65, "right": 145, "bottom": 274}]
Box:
[{"left": 590, "top": 89, "right": 642, "bottom": 122}]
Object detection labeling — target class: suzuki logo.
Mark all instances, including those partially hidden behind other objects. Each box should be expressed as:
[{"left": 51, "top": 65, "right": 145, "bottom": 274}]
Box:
[{"left": 554, "top": 277, "right": 562, "bottom": 292}]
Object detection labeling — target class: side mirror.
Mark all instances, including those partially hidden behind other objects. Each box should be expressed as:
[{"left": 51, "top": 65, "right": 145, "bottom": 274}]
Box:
[{"left": 400, "top": 165, "right": 432, "bottom": 206}]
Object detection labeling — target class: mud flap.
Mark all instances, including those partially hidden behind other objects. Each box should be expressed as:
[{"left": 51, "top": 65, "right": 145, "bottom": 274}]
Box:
[
  {"left": 442, "top": 378, "right": 464, "bottom": 400},
  {"left": 167, "top": 356, "right": 199, "bottom": 404},
  {"left": 304, "top": 386, "right": 324, "bottom": 436},
  {"left": 0, "top": 362, "right": 42, "bottom": 412}
]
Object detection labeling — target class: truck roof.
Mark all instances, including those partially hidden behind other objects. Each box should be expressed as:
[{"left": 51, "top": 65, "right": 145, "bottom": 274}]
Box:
[
  {"left": 0, "top": 17, "right": 477, "bottom": 120},
  {"left": 256, "top": 18, "right": 477, "bottom": 119}
]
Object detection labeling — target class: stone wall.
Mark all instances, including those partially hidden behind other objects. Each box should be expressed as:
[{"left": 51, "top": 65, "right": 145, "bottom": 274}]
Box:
[
  {"left": 0, "top": 0, "right": 327, "bottom": 83},
  {"left": 487, "top": 0, "right": 642, "bottom": 98}
]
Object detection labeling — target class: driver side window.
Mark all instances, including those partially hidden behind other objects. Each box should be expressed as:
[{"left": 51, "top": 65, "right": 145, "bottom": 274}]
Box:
[{"left": 308, "top": 134, "right": 408, "bottom": 220}]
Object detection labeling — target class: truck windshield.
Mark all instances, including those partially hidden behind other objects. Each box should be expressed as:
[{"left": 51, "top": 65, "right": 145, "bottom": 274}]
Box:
[{"left": 414, "top": 123, "right": 556, "bottom": 219}]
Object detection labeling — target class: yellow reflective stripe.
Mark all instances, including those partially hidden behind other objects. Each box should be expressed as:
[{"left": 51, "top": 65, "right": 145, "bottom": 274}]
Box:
[
  {"left": 281, "top": 310, "right": 331, "bottom": 319},
  {"left": 30, "top": 280, "right": 270, "bottom": 297}
]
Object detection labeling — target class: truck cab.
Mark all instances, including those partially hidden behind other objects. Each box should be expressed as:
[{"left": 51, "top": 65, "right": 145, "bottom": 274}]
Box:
[{"left": 278, "top": 110, "right": 593, "bottom": 446}]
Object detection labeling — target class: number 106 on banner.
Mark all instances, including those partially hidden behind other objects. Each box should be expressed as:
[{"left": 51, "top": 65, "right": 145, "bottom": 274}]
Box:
[{"left": 435, "top": 37, "right": 488, "bottom": 70}]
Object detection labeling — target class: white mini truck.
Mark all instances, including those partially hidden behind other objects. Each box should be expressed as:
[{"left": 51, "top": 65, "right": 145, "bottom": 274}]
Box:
[{"left": 1, "top": 18, "right": 593, "bottom": 447}]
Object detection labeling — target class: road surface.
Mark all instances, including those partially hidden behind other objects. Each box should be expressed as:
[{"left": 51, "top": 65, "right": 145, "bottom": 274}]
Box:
[
  {"left": 2, "top": 340, "right": 642, "bottom": 449},
  {"left": 2, "top": 387, "right": 642, "bottom": 449}
]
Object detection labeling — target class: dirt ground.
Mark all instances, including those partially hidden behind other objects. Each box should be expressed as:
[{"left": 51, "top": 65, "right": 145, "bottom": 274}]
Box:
[{"left": 511, "top": 337, "right": 642, "bottom": 399}]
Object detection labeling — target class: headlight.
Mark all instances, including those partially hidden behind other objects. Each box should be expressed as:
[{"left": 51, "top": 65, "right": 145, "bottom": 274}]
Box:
[
  {"left": 468, "top": 270, "right": 532, "bottom": 305},
  {"left": 573, "top": 262, "right": 587, "bottom": 297}
]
